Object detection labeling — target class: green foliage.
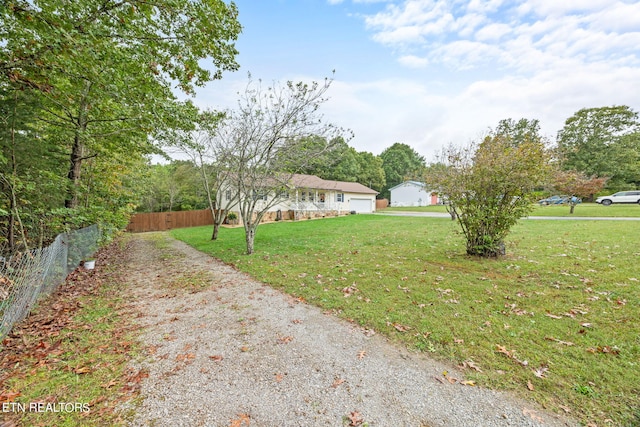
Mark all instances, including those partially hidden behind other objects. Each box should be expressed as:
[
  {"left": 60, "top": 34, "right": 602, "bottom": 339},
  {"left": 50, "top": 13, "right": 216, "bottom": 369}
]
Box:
[
  {"left": 137, "top": 161, "right": 208, "bottom": 213},
  {"left": 380, "top": 143, "right": 426, "bottom": 199},
  {"left": 0, "top": 0, "right": 241, "bottom": 252},
  {"left": 283, "top": 137, "right": 386, "bottom": 193},
  {"left": 494, "top": 118, "right": 543, "bottom": 146},
  {"left": 356, "top": 151, "right": 386, "bottom": 194},
  {"left": 426, "top": 133, "right": 552, "bottom": 257},
  {"left": 557, "top": 106, "right": 640, "bottom": 189}
]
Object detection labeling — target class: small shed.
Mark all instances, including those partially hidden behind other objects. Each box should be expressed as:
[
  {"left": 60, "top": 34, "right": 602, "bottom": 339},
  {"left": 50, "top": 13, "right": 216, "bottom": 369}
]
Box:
[{"left": 389, "top": 181, "right": 439, "bottom": 207}]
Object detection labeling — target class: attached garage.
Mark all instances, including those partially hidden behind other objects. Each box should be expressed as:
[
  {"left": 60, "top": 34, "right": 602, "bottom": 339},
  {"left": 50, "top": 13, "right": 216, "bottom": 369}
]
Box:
[{"left": 349, "top": 198, "right": 373, "bottom": 213}]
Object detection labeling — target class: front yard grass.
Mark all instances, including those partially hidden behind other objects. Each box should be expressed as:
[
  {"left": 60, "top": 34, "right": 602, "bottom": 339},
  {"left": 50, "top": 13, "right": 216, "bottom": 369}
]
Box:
[{"left": 172, "top": 215, "right": 640, "bottom": 426}]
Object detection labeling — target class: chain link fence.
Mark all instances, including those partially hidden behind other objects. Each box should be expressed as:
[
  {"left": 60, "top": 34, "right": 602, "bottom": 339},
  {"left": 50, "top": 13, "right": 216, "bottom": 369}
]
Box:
[{"left": 0, "top": 224, "right": 101, "bottom": 342}]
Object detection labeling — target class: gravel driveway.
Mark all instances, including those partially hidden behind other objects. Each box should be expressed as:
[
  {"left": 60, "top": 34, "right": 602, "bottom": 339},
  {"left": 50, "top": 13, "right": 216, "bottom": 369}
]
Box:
[{"left": 124, "top": 233, "right": 575, "bottom": 427}]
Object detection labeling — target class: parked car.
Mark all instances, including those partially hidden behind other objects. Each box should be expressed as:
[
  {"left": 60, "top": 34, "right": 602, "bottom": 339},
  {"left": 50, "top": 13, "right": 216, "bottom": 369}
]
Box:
[
  {"left": 538, "top": 195, "right": 569, "bottom": 205},
  {"left": 596, "top": 191, "right": 640, "bottom": 206}
]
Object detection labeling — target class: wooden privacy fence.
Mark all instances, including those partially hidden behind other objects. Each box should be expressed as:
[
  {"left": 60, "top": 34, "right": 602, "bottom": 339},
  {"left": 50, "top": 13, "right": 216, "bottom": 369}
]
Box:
[
  {"left": 126, "top": 209, "right": 214, "bottom": 233},
  {"left": 376, "top": 199, "right": 389, "bottom": 210}
]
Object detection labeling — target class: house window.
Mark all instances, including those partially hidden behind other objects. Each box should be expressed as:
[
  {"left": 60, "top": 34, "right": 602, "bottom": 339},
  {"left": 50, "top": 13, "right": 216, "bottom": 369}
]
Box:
[
  {"left": 278, "top": 190, "right": 289, "bottom": 199},
  {"left": 336, "top": 193, "right": 344, "bottom": 202},
  {"left": 301, "top": 191, "right": 306, "bottom": 201},
  {"left": 309, "top": 192, "right": 315, "bottom": 202},
  {"left": 225, "top": 190, "right": 232, "bottom": 200},
  {"left": 252, "top": 191, "right": 267, "bottom": 201},
  {"left": 319, "top": 193, "right": 325, "bottom": 202}
]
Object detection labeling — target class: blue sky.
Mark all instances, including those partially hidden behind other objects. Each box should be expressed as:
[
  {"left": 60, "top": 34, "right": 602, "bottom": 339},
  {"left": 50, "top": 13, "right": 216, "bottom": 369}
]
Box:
[{"left": 196, "top": 0, "right": 640, "bottom": 161}]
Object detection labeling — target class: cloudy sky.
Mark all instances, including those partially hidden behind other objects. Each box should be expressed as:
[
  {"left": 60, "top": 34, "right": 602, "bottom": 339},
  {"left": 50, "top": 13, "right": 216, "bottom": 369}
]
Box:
[{"left": 196, "top": 0, "right": 640, "bottom": 161}]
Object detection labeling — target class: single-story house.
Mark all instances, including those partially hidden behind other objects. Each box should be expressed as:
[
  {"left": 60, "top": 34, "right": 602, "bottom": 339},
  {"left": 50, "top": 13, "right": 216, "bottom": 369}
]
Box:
[
  {"left": 389, "top": 181, "right": 440, "bottom": 207},
  {"left": 225, "top": 173, "right": 379, "bottom": 221}
]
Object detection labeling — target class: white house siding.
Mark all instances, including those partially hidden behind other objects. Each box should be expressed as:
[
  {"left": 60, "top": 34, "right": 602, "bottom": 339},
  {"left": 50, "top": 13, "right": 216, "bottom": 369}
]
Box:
[
  {"left": 390, "top": 181, "right": 437, "bottom": 207},
  {"left": 222, "top": 174, "right": 378, "bottom": 221}
]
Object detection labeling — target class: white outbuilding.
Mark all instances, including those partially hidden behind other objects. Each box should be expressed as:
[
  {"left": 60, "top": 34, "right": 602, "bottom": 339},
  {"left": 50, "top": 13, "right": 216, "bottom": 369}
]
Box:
[{"left": 389, "top": 181, "right": 440, "bottom": 207}]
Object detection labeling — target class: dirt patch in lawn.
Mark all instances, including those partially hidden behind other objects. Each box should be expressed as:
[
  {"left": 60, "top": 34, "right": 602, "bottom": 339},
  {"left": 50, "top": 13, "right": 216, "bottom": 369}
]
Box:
[{"left": 120, "top": 232, "right": 576, "bottom": 427}]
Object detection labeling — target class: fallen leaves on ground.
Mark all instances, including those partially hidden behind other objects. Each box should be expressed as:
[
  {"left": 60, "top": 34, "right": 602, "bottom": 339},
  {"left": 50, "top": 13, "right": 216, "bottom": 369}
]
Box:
[
  {"left": 277, "top": 336, "right": 294, "bottom": 344},
  {"left": 533, "top": 365, "right": 549, "bottom": 379},
  {"left": 346, "top": 411, "right": 364, "bottom": 426},
  {"left": 387, "top": 322, "right": 411, "bottom": 332},
  {"left": 229, "top": 413, "right": 251, "bottom": 427},
  {"left": 331, "top": 377, "right": 346, "bottom": 388},
  {"left": 587, "top": 345, "right": 620, "bottom": 355},
  {"left": 545, "top": 336, "right": 574, "bottom": 346},
  {"left": 496, "top": 344, "right": 528, "bottom": 367},
  {"left": 460, "top": 360, "right": 482, "bottom": 372},
  {"left": 442, "top": 370, "right": 458, "bottom": 384},
  {"left": 0, "top": 239, "right": 144, "bottom": 424},
  {"left": 175, "top": 353, "right": 196, "bottom": 363}
]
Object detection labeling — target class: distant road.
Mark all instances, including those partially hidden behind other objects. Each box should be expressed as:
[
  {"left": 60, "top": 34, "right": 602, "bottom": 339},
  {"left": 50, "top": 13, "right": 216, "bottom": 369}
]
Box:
[{"left": 377, "top": 211, "right": 640, "bottom": 221}]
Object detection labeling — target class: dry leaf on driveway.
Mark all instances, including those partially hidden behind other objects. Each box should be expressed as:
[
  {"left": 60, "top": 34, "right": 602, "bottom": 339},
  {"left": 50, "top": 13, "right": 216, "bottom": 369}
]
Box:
[
  {"left": 347, "top": 411, "right": 364, "bottom": 426},
  {"left": 331, "top": 377, "right": 345, "bottom": 388},
  {"left": 277, "top": 336, "right": 294, "bottom": 344}
]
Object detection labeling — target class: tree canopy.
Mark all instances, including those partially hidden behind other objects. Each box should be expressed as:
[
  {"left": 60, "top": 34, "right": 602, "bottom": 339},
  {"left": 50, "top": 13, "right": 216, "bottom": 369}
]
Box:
[
  {"left": 556, "top": 106, "right": 640, "bottom": 189},
  {"left": 379, "top": 142, "right": 426, "bottom": 199},
  {"left": 0, "top": 0, "right": 241, "bottom": 253}
]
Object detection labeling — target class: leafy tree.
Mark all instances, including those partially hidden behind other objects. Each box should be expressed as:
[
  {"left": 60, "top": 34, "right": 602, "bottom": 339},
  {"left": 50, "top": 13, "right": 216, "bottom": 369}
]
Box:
[
  {"left": 379, "top": 143, "right": 426, "bottom": 199},
  {"left": 552, "top": 170, "right": 608, "bottom": 213},
  {"left": 290, "top": 138, "right": 385, "bottom": 194},
  {"left": 222, "top": 76, "right": 351, "bottom": 254},
  {"left": 355, "top": 151, "right": 386, "bottom": 194},
  {"left": 279, "top": 136, "right": 358, "bottom": 182},
  {"left": 0, "top": 0, "right": 241, "bottom": 251},
  {"left": 137, "top": 161, "right": 207, "bottom": 213},
  {"left": 494, "top": 118, "right": 543, "bottom": 146},
  {"left": 426, "top": 134, "right": 551, "bottom": 257},
  {"left": 557, "top": 106, "right": 640, "bottom": 189}
]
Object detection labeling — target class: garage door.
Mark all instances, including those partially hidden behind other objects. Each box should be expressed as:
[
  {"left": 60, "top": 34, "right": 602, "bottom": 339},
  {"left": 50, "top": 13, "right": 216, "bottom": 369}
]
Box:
[{"left": 349, "top": 198, "right": 372, "bottom": 213}]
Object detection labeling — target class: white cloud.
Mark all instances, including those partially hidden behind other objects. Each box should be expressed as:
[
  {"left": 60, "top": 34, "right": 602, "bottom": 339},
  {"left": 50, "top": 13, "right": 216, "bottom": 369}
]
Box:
[
  {"left": 361, "top": 0, "right": 640, "bottom": 75},
  {"left": 398, "top": 54, "right": 429, "bottom": 67},
  {"left": 475, "top": 22, "right": 512, "bottom": 41}
]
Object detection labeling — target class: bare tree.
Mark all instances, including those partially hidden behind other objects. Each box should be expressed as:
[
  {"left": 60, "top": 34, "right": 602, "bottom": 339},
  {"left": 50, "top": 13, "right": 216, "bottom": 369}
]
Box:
[
  {"left": 173, "top": 110, "right": 239, "bottom": 240},
  {"left": 222, "top": 75, "right": 351, "bottom": 254}
]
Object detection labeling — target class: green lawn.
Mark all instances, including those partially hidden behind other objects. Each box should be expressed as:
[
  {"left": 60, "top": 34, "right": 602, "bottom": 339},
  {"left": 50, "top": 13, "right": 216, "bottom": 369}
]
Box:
[
  {"left": 172, "top": 215, "right": 640, "bottom": 426},
  {"left": 382, "top": 202, "right": 640, "bottom": 217}
]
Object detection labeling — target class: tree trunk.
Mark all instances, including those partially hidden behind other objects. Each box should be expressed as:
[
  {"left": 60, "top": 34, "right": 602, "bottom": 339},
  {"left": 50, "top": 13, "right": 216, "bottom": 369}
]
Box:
[
  {"left": 211, "top": 222, "right": 220, "bottom": 240},
  {"left": 569, "top": 203, "right": 575, "bottom": 214},
  {"left": 6, "top": 90, "right": 18, "bottom": 251},
  {"left": 245, "top": 224, "right": 256, "bottom": 255},
  {"left": 65, "top": 135, "right": 85, "bottom": 208},
  {"left": 65, "top": 81, "right": 91, "bottom": 209}
]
